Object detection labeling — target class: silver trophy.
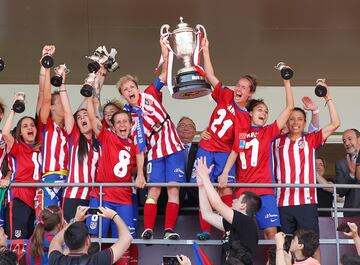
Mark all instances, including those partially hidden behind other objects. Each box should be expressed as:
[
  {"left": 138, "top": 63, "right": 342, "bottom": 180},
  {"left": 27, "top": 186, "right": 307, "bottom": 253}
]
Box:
[
  {"left": 86, "top": 46, "right": 119, "bottom": 73},
  {"left": 51, "top": 64, "right": 70, "bottom": 87},
  {"left": 275, "top": 62, "right": 294, "bottom": 80},
  {"left": 315, "top": 78, "right": 327, "bottom": 97},
  {"left": 80, "top": 72, "right": 96, "bottom": 97},
  {"left": 13, "top": 92, "right": 26, "bottom": 113},
  {"left": 160, "top": 17, "right": 211, "bottom": 99}
]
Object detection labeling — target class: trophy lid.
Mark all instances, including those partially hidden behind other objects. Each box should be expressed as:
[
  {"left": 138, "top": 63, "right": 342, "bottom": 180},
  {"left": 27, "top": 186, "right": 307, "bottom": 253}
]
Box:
[{"left": 174, "top": 17, "right": 194, "bottom": 33}]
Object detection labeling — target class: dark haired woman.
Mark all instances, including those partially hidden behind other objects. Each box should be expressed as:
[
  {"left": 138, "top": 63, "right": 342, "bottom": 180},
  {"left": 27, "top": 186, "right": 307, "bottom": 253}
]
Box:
[
  {"left": 102, "top": 100, "right": 123, "bottom": 129},
  {"left": 191, "top": 36, "right": 257, "bottom": 240},
  {"left": 2, "top": 97, "right": 41, "bottom": 239},
  {"left": 273, "top": 81, "right": 340, "bottom": 262},
  {"left": 58, "top": 74, "right": 100, "bottom": 222},
  {"left": 26, "top": 205, "right": 63, "bottom": 264}
]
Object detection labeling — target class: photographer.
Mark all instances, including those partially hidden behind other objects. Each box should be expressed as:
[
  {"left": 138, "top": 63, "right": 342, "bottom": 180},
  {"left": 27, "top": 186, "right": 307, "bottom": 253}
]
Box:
[
  {"left": 274, "top": 231, "right": 320, "bottom": 265},
  {"left": 48, "top": 206, "right": 132, "bottom": 265}
]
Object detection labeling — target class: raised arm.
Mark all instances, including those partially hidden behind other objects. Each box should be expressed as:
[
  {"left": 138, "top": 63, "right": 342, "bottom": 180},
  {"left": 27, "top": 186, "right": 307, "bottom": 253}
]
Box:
[
  {"left": 2, "top": 109, "right": 15, "bottom": 150},
  {"left": 320, "top": 83, "right": 340, "bottom": 140},
  {"left": 93, "top": 67, "right": 106, "bottom": 119},
  {"left": 276, "top": 79, "right": 294, "bottom": 129},
  {"left": 198, "top": 185, "right": 225, "bottom": 231},
  {"left": 39, "top": 45, "right": 55, "bottom": 124},
  {"left": 197, "top": 156, "right": 234, "bottom": 224},
  {"left": 201, "top": 37, "right": 220, "bottom": 88},
  {"left": 98, "top": 207, "right": 132, "bottom": 262},
  {"left": 158, "top": 36, "right": 169, "bottom": 84},
  {"left": 302, "top": 96, "right": 320, "bottom": 131},
  {"left": 58, "top": 75, "right": 74, "bottom": 134},
  {"left": 86, "top": 96, "right": 102, "bottom": 137}
]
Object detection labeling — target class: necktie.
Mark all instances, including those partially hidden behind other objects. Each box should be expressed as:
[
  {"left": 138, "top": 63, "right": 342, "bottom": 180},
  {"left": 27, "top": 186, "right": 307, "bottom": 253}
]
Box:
[{"left": 184, "top": 144, "right": 189, "bottom": 169}]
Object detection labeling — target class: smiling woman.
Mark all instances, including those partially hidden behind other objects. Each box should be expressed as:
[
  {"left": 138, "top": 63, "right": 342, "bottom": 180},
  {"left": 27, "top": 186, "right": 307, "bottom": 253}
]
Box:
[{"left": 1, "top": 102, "right": 41, "bottom": 240}]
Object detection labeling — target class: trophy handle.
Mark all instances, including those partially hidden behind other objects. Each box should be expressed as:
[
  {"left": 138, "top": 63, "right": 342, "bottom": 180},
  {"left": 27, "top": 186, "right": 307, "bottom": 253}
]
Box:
[
  {"left": 160, "top": 24, "right": 170, "bottom": 36},
  {"left": 195, "top": 24, "right": 207, "bottom": 38}
]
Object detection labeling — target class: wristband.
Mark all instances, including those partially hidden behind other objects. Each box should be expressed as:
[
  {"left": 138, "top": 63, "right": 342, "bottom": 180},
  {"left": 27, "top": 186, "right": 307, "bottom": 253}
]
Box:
[
  {"left": 59, "top": 89, "right": 67, "bottom": 93},
  {"left": 312, "top": 108, "right": 319, "bottom": 114},
  {"left": 112, "top": 214, "right": 119, "bottom": 221}
]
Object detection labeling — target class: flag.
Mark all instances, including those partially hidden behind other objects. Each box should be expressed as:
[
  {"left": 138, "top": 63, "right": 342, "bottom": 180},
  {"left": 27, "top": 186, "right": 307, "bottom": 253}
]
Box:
[{"left": 192, "top": 241, "right": 213, "bottom": 265}]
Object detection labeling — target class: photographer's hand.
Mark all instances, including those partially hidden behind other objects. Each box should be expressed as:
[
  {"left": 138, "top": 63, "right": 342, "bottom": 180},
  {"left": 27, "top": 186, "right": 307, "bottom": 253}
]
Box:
[
  {"left": 177, "top": 255, "right": 191, "bottom": 265},
  {"left": 74, "top": 206, "right": 90, "bottom": 222}
]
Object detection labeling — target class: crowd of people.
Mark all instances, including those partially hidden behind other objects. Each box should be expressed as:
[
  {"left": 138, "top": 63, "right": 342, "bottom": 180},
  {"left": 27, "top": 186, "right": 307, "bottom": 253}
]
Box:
[{"left": 0, "top": 35, "right": 358, "bottom": 265}]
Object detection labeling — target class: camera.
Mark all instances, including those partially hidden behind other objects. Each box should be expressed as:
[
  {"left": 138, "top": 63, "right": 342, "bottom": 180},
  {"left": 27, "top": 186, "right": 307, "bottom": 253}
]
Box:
[
  {"left": 163, "top": 256, "right": 180, "bottom": 265},
  {"left": 51, "top": 64, "right": 70, "bottom": 87},
  {"left": 275, "top": 62, "right": 294, "bottom": 80},
  {"left": 86, "top": 46, "right": 119, "bottom": 73},
  {"left": 86, "top": 208, "right": 102, "bottom": 215},
  {"left": 315, "top": 78, "right": 327, "bottom": 97},
  {"left": 80, "top": 72, "right": 96, "bottom": 97},
  {"left": 0, "top": 58, "right": 5, "bottom": 72},
  {"left": 12, "top": 92, "right": 26, "bottom": 113}
]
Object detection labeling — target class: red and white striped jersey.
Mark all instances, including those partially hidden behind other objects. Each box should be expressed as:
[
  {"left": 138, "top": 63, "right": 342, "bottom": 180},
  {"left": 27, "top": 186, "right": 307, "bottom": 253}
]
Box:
[
  {"left": 272, "top": 130, "right": 324, "bottom": 207},
  {"left": 38, "top": 117, "right": 69, "bottom": 174},
  {"left": 63, "top": 126, "right": 99, "bottom": 200},
  {"left": 7, "top": 140, "right": 41, "bottom": 209},
  {"left": 198, "top": 82, "right": 250, "bottom": 153},
  {"left": 130, "top": 84, "right": 183, "bottom": 161},
  {"left": 0, "top": 133, "right": 7, "bottom": 179}
]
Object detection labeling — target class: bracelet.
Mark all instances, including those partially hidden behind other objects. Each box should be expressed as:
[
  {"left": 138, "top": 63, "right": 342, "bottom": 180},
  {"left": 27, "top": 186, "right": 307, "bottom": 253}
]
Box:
[
  {"left": 59, "top": 89, "right": 67, "bottom": 93},
  {"left": 112, "top": 214, "right": 119, "bottom": 221},
  {"left": 312, "top": 108, "right": 319, "bottom": 114},
  {"left": 276, "top": 248, "right": 285, "bottom": 251},
  {"left": 39, "top": 73, "right": 45, "bottom": 77},
  {"left": 325, "top": 98, "right": 332, "bottom": 106},
  {"left": 69, "top": 218, "right": 77, "bottom": 224}
]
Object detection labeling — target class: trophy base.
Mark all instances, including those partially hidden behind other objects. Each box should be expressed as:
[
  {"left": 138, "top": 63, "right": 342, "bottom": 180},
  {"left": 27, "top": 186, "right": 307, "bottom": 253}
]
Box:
[
  {"left": 13, "top": 100, "right": 25, "bottom": 113},
  {"left": 172, "top": 71, "right": 211, "bottom": 99},
  {"left": 81, "top": 84, "right": 93, "bottom": 97},
  {"left": 51, "top": 76, "right": 63, "bottom": 87},
  {"left": 41, "top": 55, "right": 54, "bottom": 69}
]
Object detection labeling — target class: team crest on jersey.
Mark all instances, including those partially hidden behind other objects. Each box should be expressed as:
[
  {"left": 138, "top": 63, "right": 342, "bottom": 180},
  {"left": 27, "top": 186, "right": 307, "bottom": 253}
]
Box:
[
  {"left": 14, "top": 230, "right": 22, "bottom": 238},
  {"left": 145, "top": 99, "right": 153, "bottom": 106},
  {"left": 90, "top": 221, "right": 97, "bottom": 230},
  {"left": 298, "top": 139, "right": 305, "bottom": 149}
]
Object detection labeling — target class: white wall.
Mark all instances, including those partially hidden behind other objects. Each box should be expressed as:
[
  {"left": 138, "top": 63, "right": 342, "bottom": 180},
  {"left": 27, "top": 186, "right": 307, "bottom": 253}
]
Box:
[{"left": 0, "top": 84, "right": 355, "bottom": 133}]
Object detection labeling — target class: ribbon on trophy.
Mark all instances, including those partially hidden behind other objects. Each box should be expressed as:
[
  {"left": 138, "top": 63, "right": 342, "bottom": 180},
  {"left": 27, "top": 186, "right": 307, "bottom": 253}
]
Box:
[
  {"left": 124, "top": 104, "right": 147, "bottom": 152},
  {"left": 155, "top": 33, "right": 175, "bottom": 95}
]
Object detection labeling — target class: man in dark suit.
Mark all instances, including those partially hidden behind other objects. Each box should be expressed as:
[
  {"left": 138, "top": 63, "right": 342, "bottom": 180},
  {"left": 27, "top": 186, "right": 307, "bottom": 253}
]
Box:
[
  {"left": 176, "top": 116, "right": 198, "bottom": 208},
  {"left": 335, "top": 129, "right": 360, "bottom": 217}
]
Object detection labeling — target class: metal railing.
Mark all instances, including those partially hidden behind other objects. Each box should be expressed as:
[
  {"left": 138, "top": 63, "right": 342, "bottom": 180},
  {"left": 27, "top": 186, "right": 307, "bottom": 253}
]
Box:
[{"left": 8, "top": 181, "right": 360, "bottom": 263}]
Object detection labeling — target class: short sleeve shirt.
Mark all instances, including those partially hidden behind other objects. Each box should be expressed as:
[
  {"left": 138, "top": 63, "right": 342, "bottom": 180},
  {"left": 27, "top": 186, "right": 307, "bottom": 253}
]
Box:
[{"left": 48, "top": 249, "right": 113, "bottom": 265}]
